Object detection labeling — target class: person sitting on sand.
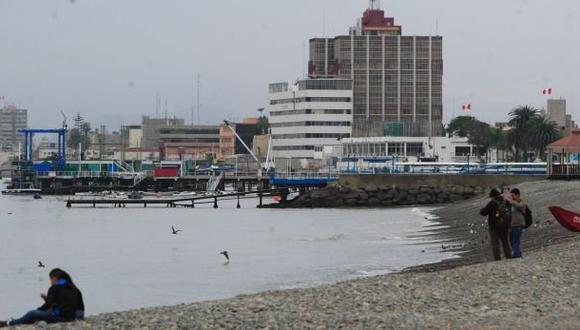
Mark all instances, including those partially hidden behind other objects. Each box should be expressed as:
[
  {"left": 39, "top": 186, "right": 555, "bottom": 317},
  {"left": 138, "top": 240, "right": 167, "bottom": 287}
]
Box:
[
  {"left": 504, "top": 188, "right": 526, "bottom": 258},
  {"left": 0, "top": 268, "right": 85, "bottom": 327},
  {"left": 480, "top": 189, "right": 512, "bottom": 261}
]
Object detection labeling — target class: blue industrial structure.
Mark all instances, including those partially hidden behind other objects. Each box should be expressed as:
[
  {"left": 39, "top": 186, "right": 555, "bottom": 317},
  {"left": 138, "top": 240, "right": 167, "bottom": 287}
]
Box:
[{"left": 18, "top": 128, "right": 67, "bottom": 169}]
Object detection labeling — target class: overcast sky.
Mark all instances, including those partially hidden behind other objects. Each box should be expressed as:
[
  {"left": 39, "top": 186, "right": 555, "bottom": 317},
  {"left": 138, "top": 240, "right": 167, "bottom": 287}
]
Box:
[{"left": 0, "top": 0, "right": 578, "bottom": 130}]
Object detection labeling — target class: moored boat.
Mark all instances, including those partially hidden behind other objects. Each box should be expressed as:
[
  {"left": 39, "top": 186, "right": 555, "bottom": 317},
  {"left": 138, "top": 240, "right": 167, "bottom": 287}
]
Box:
[
  {"left": 1, "top": 188, "right": 42, "bottom": 195},
  {"left": 548, "top": 207, "right": 580, "bottom": 232}
]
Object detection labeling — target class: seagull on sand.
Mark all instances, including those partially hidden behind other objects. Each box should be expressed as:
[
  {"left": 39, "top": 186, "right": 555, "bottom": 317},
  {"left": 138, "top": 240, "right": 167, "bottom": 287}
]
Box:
[
  {"left": 38, "top": 261, "right": 45, "bottom": 268},
  {"left": 171, "top": 226, "right": 182, "bottom": 235}
]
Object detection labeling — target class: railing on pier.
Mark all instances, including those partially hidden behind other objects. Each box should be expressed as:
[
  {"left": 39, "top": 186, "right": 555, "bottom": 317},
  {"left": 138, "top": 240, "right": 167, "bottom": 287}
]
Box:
[
  {"left": 339, "top": 162, "right": 547, "bottom": 176},
  {"left": 35, "top": 171, "right": 149, "bottom": 179},
  {"left": 65, "top": 189, "right": 276, "bottom": 209},
  {"left": 270, "top": 172, "right": 338, "bottom": 187},
  {"left": 550, "top": 164, "right": 580, "bottom": 177}
]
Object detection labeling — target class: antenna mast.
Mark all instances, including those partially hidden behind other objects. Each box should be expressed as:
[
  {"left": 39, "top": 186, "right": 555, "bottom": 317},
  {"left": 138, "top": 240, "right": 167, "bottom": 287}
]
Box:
[
  {"left": 369, "top": 0, "right": 381, "bottom": 10},
  {"left": 196, "top": 72, "right": 201, "bottom": 125}
]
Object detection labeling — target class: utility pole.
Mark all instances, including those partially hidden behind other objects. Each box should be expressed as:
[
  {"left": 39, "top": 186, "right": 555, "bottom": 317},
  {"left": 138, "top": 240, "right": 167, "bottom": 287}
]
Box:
[{"left": 196, "top": 73, "right": 201, "bottom": 125}]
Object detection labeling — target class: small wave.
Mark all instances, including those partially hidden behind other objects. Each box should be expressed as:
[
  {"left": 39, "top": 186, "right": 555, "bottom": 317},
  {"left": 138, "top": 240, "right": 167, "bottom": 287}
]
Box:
[
  {"left": 327, "top": 234, "right": 347, "bottom": 241},
  {"left": 296, "top": 234, "right": 347, "bottom": 242}
]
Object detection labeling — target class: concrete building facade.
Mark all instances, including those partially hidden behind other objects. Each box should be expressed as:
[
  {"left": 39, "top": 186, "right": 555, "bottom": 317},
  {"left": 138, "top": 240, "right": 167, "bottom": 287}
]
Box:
[
  {"left": 544, "top": 98, "right": 576, "bottom": 136},
  {"left": 141, "top": 116, "right": 185, "bottom": 149},
  {"left": 309, "top": 2, "right": 443, "bottom": 137},
  {"left": 268, "top": 78, "right": 353, "bottom": 159},
  {"left": 158, "top": 125, "right": 220, "bottom": 161},
  {"left": 0, "top": 106, "right": 27, "bottom": 152}
]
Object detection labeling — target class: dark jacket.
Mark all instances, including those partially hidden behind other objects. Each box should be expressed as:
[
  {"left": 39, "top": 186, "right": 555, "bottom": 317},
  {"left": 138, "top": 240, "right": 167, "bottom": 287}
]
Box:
[
  {"left": 38, "top": 280, "right": 82, "bottom": 320},
  {"left": 480, "top": 196, "right": 504, "bottom": 229}
]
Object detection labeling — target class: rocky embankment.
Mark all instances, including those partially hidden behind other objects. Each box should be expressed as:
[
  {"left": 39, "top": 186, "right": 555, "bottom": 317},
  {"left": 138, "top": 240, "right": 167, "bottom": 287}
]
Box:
[{"left": 269, "top": 184, "right": 484, "bottom": 208}]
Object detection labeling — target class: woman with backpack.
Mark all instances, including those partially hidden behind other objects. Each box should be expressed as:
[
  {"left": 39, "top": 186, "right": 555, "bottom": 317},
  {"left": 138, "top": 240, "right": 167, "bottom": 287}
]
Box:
[
  {"left": 480, "top": 189, "right": 513, "bottom": 261},
  {"left": 505, "top": 188, "right": 527, "bottom": 258}
]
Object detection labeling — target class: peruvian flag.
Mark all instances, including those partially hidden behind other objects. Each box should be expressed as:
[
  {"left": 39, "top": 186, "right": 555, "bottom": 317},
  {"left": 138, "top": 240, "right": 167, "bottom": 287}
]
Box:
[
  {"left": 462, "top": 104, "right": 472, "bottom": 111},
  {"left": 543, "top": 88, "right": 553, "bottom": 95}
]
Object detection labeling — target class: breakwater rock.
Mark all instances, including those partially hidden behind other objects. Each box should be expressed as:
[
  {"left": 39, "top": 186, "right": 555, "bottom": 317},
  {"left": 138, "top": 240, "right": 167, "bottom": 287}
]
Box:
[{"left": 269, "top": 184, "right": 484, "bottom": 208}]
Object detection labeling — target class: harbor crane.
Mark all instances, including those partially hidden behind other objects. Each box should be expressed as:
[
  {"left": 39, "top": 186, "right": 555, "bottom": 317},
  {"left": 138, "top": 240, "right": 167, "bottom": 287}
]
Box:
[{"left": 223, "top": 120, "right": 274, "bottom": 177}]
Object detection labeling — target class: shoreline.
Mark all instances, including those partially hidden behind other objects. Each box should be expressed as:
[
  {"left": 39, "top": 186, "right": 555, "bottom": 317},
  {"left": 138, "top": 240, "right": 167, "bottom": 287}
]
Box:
[
  {"left": 32, "top": 239, "right": 580, "bottom": 329},
  {"left": 17, "top": 180, "right": 580, "bottom": 329}
]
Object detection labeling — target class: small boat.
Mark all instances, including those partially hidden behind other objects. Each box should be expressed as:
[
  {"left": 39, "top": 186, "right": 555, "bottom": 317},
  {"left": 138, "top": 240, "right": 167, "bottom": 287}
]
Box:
[
  {"left": 1, "top": 188, "right": 42, "bottom": 195},
  {"left": 548, "top": 207, "right": 580, "bottom": 232}
]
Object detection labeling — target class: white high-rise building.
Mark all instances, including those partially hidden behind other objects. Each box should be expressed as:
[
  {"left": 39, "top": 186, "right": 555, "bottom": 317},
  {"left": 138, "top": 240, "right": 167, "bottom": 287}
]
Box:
[{"left": 268, "top": 78, "right": 353, "bottom": 159}]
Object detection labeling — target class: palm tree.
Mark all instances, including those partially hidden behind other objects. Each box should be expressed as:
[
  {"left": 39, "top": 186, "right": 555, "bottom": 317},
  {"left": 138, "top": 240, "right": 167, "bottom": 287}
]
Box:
[
  {"left": 508, "top": 105, "right": 539, "bottom": 161},
  {"left": 508, "top": 105, "right": 539, "bottom": 129},
  {"left": 528, "top": 118, "right": 561, "bottom": 160},
  {"left": 489, "top": 128, "right": 513, "bottom": 162}
]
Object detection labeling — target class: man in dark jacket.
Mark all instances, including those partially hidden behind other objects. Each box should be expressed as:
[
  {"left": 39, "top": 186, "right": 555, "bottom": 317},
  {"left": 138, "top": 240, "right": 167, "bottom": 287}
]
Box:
[
  {"left": 480, "top": 189, "right": 512, "bottom": 260},
  {"left": 1, "top": 269, "right": 83, "bottom": 327}
]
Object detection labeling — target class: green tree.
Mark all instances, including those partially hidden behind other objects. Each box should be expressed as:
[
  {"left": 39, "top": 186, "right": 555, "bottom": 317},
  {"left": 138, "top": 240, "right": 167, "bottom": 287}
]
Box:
[
  {"left": 446, "top": 116, "right": 475, "bottom": 138},
  {"left": 508, "top": 105, "right": 539, "bottom": 161},
  {"left": 447, "top": 116, "right": 495, "bottom": 162},
  {"left": 489, "top": 128, "right": 513, "bottom": 162},
  {"left": 257, "top": 116, "right": 269, "bottom": 135},
  {"left": 528, "top": 117, "right": 561, "bottom": 160},
  {"left": 67, "top": 113, "right": 91, "bottom": 151}
]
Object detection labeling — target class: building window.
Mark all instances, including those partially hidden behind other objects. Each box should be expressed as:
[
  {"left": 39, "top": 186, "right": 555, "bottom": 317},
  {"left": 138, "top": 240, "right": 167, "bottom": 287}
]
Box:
[{"left": 406, "top": 143, "right": 424, "bottom": 156}]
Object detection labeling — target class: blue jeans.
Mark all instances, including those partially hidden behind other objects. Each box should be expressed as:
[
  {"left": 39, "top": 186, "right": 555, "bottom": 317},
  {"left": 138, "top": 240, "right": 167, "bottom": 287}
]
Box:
[
  {"left": 510, "top": 226, "right": 524, "bottom": 258},
  {"left": 9, "top": 310, "right": 64, "bottom": 326}
]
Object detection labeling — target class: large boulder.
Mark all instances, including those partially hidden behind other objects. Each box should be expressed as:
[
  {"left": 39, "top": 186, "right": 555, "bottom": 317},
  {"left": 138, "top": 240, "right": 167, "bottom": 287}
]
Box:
[
  {"left": 358, "top": 191, "right": 369, "bottom": 200},
  {"left": 449, "top": 193, "right": 464, "bottom": 202},
  {"left": 417, "top": 193, "right": 432, "bottom": 204}
]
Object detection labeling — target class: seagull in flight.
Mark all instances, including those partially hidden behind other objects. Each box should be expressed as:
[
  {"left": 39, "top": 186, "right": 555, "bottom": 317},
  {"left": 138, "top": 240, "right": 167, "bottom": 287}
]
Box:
[
  {"left": 220, "top": 251, "right": 230, "bottom": 261},
  {"left": 171, "top": 226, "right": 182, "bottom": 235},
  {"left": 38, "top": 261, "right": 45, "bottom": 268}
]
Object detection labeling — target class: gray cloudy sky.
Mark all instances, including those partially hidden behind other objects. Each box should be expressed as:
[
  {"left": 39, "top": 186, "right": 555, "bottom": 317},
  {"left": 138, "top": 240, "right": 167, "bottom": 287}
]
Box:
[{"left": 0, "top": 0, "right": 578, "bottom": 129}]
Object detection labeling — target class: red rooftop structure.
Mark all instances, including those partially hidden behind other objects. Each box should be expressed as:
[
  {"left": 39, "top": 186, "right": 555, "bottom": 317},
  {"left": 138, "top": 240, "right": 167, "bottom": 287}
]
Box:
[
  {"left": 547, "top": 129, "right": 580, "bottom": 178},
  {"left": 361, "top": 0, "right": 402, "bottom": 35}
]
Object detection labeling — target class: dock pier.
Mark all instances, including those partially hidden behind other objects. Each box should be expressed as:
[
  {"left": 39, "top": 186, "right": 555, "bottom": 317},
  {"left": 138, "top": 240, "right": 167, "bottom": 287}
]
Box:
[{"left": 65, "top": 190, "right": 276, "bottom": 208}]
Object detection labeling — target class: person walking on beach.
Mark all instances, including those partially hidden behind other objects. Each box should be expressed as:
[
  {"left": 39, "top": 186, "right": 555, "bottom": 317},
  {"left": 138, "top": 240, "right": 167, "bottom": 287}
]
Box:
[
  {"left": 480, "top": 189, "right": 512, "bottom": 260},
  {"left": 0, "top": 268, "right": 85, "bottom": 327},
  {"left": 505, "top": 188, "right": 527, "bottom": 258}
]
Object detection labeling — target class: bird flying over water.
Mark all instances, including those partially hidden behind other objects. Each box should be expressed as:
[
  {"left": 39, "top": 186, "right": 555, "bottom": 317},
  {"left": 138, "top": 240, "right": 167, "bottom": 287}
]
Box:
[
  {"left": 171, "top": 226, "right": 182, "bottom": 235},
  {"left": 220, "top": 251, "right": 229, "bottom": 261},
  {"left": 38, "top": 261, "right": 45, "bottom": 268}
]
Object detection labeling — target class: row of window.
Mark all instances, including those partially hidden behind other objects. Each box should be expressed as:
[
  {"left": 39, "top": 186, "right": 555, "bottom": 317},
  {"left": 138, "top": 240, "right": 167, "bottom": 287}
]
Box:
[
  {"left": 342, "top": 142, "right": 424, "bottom": 157},
  {"left": 270, "top": 121, "right": 352, "bottom": 128},
  {"left": 270, "top": 97, "right": 352, "bottom": 105},
  {"left": 273, "top": 133, "right": 350, "bottom": 140},
  {"left": 270, "top": 109, "right": 352, "bottom": 116},
  {"left": 297, "top": 80, "right": 352, "bottom": 91},
  {"left": 274, "top": 146, "right": 311, "bottom": 151}
]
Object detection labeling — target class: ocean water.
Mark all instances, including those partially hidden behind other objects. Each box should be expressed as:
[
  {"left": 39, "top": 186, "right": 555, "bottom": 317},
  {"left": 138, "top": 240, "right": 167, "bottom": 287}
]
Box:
[{"left": 0, "top": 191, "right": 455, "bottom": 319}]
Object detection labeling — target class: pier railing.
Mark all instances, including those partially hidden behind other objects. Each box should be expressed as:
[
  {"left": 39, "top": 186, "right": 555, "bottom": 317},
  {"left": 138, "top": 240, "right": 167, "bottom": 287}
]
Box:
[{"left": 36, "top": 171, "right": 147, "bottom": 179}]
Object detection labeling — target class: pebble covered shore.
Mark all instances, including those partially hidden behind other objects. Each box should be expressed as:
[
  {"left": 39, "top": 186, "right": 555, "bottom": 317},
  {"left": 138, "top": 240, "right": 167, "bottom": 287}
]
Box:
[
  {"left": 23, "top": 239, "right": 580, "bottom": 330},
  {"left": 14, "top": 180, "right": 580, "bottom": 329}
]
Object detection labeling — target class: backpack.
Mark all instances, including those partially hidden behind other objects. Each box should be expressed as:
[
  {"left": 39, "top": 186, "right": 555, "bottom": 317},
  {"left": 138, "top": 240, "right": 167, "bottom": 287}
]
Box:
[
  {"left": 524, "top": 206, "right": 533, "bottom": 229},
  {"left": 494, "top": 200, "right": 512, "bottom": 228}
]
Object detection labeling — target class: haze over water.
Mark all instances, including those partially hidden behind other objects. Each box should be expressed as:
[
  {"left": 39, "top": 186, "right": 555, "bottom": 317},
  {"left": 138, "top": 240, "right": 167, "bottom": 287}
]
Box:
[{"left": 0, "top": 192, "right": 454, "bottom": 319}]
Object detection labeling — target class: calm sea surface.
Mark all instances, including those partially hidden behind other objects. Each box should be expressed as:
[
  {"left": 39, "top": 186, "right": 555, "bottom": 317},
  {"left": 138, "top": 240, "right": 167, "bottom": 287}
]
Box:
[{"left": 0, "top": 189, "right": 455, "bottom": 319}]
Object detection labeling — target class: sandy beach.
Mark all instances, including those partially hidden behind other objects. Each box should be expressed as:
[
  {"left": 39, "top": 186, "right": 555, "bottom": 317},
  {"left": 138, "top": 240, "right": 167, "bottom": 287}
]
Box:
[{"left": 13, "top": 180, "right": 580, "bottom": 329}]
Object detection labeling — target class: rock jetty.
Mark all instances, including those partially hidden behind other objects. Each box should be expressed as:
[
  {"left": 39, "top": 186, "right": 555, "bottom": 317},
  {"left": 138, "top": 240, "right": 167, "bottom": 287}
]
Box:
[{"left": 268, "top": 184, "right": 485, "bottom": 208}]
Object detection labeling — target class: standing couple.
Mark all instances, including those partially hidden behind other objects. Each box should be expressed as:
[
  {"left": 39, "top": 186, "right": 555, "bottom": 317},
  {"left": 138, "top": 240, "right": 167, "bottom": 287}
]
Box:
[{"left": 480, "top": 188, "right": 528, "bottom": 260}]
